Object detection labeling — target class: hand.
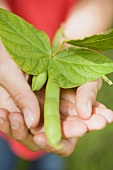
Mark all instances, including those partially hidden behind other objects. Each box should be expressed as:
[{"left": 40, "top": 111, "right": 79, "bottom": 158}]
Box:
[
  {"left": 73, "top": 78, "right": 102, "bottom": 119},
  {"left": 32, "top": 82, "right": 113, "bottom": 156},
  {"left": 0, "top": 85, "right": 83, "bottom": 154},
  {"left": 0, "top": 80, "right": 113, "bottom": 156},
  {"left": 0, "top": 39, "right": 113, "bottom": 156},
  {"left": 0, "top": 40, "right": 40, "bottom": 128},
  {"left": 0, "top": 39, "right": 78, "bottom": 155}
]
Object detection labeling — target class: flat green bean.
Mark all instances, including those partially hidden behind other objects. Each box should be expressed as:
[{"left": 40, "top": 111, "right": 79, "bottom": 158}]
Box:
[
  {"left": 32, "top": 71, "right": 47, "bottom": 91},
  {"left": 44, "top": 78, "right": 62, "bottom": 148}
]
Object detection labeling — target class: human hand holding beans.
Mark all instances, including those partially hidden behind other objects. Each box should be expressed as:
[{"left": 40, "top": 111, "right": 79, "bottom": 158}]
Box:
[
  {"left": 0, "top": 39, "right": 80, "bottom": 154},
  {"left": 0, "top": 57, "right": 113, "bottom": 157},
  {"left": 0, "top": 85, "right": 113, "bottom": 156},
  {"left": 0, "top": 40, "right": 113, "bottom": 156},
  {"left": 32, "top": 82, "right": 113, "bottom": 156}
]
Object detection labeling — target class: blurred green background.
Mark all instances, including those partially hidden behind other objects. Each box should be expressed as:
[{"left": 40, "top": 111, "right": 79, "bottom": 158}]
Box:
[{"left": 66, "top": 50, "right": 113, "bottom": 170}]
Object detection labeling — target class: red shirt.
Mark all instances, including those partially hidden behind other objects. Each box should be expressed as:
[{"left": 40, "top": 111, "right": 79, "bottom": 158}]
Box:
[
  {"left": 3, "top": 0, "right": 77, "bottom": 160},
  {"left": 6, "top": 0, "right": 77, "bottom": 41}
]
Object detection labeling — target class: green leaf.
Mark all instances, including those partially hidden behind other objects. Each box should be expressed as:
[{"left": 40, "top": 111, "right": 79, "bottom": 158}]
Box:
[
  {"left": 67, "top": 29, "right": 113, "bottom": 51},
  {"left": 51, "top": 28, "right": 63, "bottom": 53},
  {"left": 0, "top": 8, "right": 51, "bottom": 75},
  {"left": 48, "top": 47, "right": 113, "bottom": 88}
]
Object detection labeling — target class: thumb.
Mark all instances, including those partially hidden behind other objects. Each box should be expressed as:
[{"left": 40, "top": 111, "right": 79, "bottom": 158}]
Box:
[
  {"left": 0, "top": 61, "right": 40, "bottom": 129},
  {"left": 75, "top": 78, "right": 102, "bottom": 119}
]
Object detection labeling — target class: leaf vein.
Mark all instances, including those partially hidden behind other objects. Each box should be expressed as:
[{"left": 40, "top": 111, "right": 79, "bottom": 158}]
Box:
[
  {"left": 0, "top": 16, "right": 49, "bottom": 55},
  {"left": 55, "top": 57, "right": 111, "bottom": 66},
  {"left": 77, "top": 37, "right": 113, "bottom": 45},
  {"left": 54, "top": 60, "right": 85, "bottom": 82}
]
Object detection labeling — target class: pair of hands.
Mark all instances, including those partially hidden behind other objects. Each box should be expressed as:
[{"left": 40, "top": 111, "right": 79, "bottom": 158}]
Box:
[{"left": 0, "top": 40, "right": 113, "bottom": 157}]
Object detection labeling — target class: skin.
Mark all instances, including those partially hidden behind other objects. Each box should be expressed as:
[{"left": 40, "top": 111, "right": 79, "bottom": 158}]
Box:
[{"left": 0, "top": 0, "right": 113, "bottom": 156}]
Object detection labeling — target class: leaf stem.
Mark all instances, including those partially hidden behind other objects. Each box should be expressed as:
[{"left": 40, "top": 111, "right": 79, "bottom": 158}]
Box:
[
  {"left": 52, "top": 40, "right": 66, "bottom": 57},
  {"left": 102, "top": 75, "right": 113, "bottom": 85}
]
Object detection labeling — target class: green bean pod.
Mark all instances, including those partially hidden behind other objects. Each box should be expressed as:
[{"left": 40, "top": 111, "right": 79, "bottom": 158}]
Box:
[
  {"left": 44, "top": 78, "right": 62, "bottom": 148},
  {"left": 51, "top": 27, "right": 63, "bottom": 53},
  {"left": 32, "top": 71, "right": 47, "bottom": 91}
]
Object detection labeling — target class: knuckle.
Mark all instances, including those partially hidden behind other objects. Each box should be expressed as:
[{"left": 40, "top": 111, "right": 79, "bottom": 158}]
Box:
[
  {"left": 0, "top": 127, "right": 10, "bottom": 134},
  {"left": 88, "top": 88, "right": 97, "bottom": 101},
  {"left": 63, "top": 150, "right": 73, "bottom": 157},
  {"left": 21, "top": 142, "right": 40, "bottom": 152},
  {"left": 0, "top": 59, "right": 16, "bottom": 74},
  {"left": 12, "top": 88, "right": 31, "bottom": 108},
  {"left": 13, "top": 93, "right": 26, "bottom": 108},
  {"left": 27, "top": 146, "right": 40, "bottom": 152},
  {"left": 57, "top": 147, "right": 74, "bottom": 157},
  {"left": 14, "top": 136, "right": 24, "bottom": 141},
  {"left": 13, "top": 132, "right": 28, "bottom": 141}
]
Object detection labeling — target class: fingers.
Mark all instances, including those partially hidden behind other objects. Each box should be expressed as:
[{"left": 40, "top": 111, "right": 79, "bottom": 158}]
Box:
[
  {"left": 0, "top": 110, "right": 40, "bottom": 151},
  {"left": 92, "top": 106, "right": 113, "bottom": 123},
  {"left": 61, "top": 108, "right": 112, "bottom": 136},
  {"left": 58, "top": 138, "right": 77, "bottom": 157},
  {"left": 6, "top": 111, "right": 86, "bottom": 153},
  {"left": 1, "top": 70, "right": 40, "bottom": 128},
  {"left": 9, "top": 112, "right": 28, "bottom": 140},
  {"left": 75, "top": 78, "right": 102, "bottom": 119},
  {"left": 31, "top": 114, "right": 88, "bottom": 139},
  {"left": 60, "top": 88, "right": 76, "bottom": 104},
  {"left": 0, "top": 109, "right": 12, "bottom": 136},
  {"left": 0, "top": 42, "right": 40, "bottom": 128},
  {"left": 0, "top": 85, "right": 20, "bottom": 112},
  {"left": 93, "top": 101, "right": 106, "bottom": 108},
  {"left": 83, "top": 114, "right": 107, "bottom": 131},
  {"left": 60, "top": 89, "right": 77, "bottom": 116},
  {"left": 33, "top": 106, "right": 113, "bottom": 156},
  {"left": 82, "top": 105, "right": 113, "bottom": 131},
  {"left": 33, "top": 133, "right": 78, "bottom": 157},
  {"left": 36, "top": 88, "right": 77, "bottom": 116},
  {"left": 60, "top": 104, "right": 113, "bottom": 134},
  {"left": 60, "top": 100, "right": 77, "bottom": 116},
  {"left": 9, "top": 112, "right": 40, "bottom": 151},
  {"left": 61, "top": 116, "right": 87, "bottom": 138}
]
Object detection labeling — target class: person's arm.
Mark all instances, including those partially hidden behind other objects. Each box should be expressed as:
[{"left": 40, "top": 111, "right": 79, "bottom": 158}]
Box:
[
  {"left": 63, "top": 0, "right": 113, "bottom": 39},
  {"left": 0, "top": 0, "right": 10, "bottom": 10}
]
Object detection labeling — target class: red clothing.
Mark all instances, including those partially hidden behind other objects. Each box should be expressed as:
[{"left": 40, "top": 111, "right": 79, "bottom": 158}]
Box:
[
  {"left": 2, "top": 0, "right": 77, "bottom": 160},
  {"left": 6, "top": 0, "right": 77, "bottom": 42}
]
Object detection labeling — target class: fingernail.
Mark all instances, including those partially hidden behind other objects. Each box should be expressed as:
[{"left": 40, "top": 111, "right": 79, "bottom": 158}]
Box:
[
  {"left": 23, "top": 108, "right": 34, "bottom": 128},
  {"left": 0, "top": 118, "right": 4, "bottom": 123},
  {"left": 10, "top": 118, "right": 20, "bottom": 129}
]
